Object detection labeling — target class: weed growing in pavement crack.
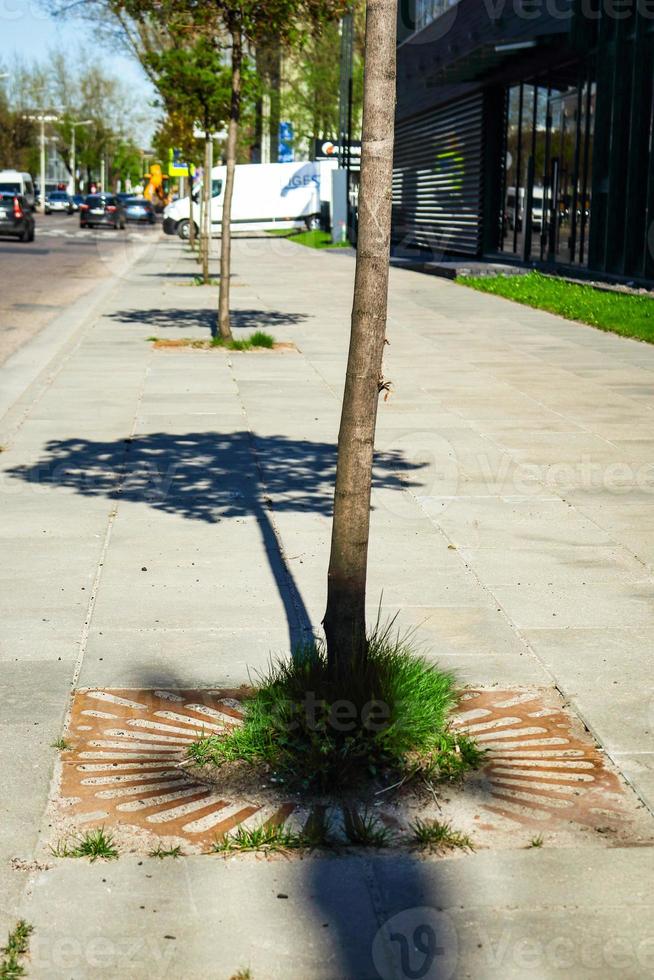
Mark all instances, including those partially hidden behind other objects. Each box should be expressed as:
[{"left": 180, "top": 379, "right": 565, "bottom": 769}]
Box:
[
  {"left": 0, "top": 920, "right": 34, "bottom": 979},
  {"left": 51, "top": 738, "right": 71, "bottom": 751},
  {"left": 51, "top": 827, "right": 118, "bottom": 862},
  {"left": 149, "top": 845, "right": 182, "bottom": 859},
  {"left": 409, "top": 818, "right": 474, "bottom": 853},
  {"left": 213, "top": 823, "right": 313, "bottom": 855},
  {"left": 343, "top": 810, "right": 393, "bottom": 848}
]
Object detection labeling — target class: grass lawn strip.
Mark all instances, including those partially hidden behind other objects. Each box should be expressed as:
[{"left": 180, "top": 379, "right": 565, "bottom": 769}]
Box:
[
  {"left": 266, "top": 228, "right": 351, "bottom": 250},
  {"left": 457, "top": 271, "right": 654, "bottom": 342}
]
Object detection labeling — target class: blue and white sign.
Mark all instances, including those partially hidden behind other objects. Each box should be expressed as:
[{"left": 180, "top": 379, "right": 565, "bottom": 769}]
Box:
[{"left": 278, "top": 121, "right": 294, "bottom": 163}]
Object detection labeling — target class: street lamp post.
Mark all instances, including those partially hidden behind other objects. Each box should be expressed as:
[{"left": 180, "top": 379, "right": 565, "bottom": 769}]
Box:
[
  {"left": 69, "top": 120, "right": 92, "bottom": 196},
  {"left": 23, "top": 112, "right": 60, "bottom": 212},
  {"left": 39, "top": 116, "right": 46, "bottom": 210}
]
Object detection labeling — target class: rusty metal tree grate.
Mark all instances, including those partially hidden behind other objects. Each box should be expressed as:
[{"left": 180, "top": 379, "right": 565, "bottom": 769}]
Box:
[{"left": 53, "top": 687, "right": 644, "bottom": 852}]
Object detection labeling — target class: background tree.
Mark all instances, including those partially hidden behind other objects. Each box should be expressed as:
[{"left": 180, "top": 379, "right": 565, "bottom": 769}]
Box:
[
  {"left": 2, "top": 50, "right": 145, "bottom": 188},
  {"left": 323, "top": 0, "right": 398, "bottom": 674},
  {"left": 0, "top": 69, "right": 36, "bottom": 170},
  {"left": 47, "top": 0, "right": 346, "bottom": 337},
  {"left": 214, "top": 0, "right": 348, "bottom": 339},
  {"left": 153, "top": 108, "right": 202, "bottom": 248},
  {"left": 281, "top": 2, "right": 365, "bottom": 156},
  {"left": 146, "top": 37, "right": 232, "bottom": 283}
]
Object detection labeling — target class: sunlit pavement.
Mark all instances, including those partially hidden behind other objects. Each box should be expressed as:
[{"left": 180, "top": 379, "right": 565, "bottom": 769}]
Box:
[
  {"left": 1, "top": 233, "right": 653, "bottom": 978},
  {"left": 0, "top": 211, "right": 161, "bottom": 367}
]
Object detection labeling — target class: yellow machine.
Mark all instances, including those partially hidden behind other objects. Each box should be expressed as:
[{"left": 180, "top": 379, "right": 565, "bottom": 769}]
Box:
[{"left": 143, "top": 163, "right": 170, "bottom": 211}]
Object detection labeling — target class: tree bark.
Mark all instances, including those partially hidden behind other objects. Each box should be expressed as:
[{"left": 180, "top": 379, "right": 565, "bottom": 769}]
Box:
[
  {"left": 188, "top": 177, "right": 196, "bottom": 251},
  {"left": 268, "top": 43, "right": 281, "bottom": 164},
  {"left": 201, "top": 132, "right": 211, "bottom": 284},
  {"left": 217, "top": 24, "right": 241, "bottom": 342},
  {"left": 323, "top": 0, "right": 398, "bottom": 675}
]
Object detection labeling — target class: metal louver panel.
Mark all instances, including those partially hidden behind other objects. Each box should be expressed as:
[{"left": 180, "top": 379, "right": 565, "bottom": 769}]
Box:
[{"left": 392, "top": 93, "right": 484, "bottom": 256}]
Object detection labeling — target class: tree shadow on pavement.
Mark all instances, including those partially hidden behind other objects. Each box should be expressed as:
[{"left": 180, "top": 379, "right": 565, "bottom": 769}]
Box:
[
  {"left": 107, "top": 307, "right": 310, "bottom": 334},
  {"left": 8, "top": 431, "right": 422, "bottom": 650},
  {"left": 7, "top": 434, "right": 459, "bottom": 976}
]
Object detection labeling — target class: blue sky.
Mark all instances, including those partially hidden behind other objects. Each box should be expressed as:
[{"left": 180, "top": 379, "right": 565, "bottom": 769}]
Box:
[{"left": 1, "top": 0, "right": 157, "bottom": 143}]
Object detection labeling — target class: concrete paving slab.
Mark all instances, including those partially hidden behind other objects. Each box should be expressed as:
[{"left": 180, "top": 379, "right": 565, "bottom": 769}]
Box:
[
  {"left": 522, "top": 627, "right": 654, "bottom": 758},
  {"left": 494, "top": 582, "right": 654, "bottom": 629},
  {"left": 458, "top": 544, "right": 645, "bottom": 587},
  {"left": 418, "top": 496, "right": 615, "bottom": 550},
  {"left": 20, "top": 849, "right": 654, "bottom": 980},
  {"left": 79, "top": 626, "right": 291, "bottom": 688}
]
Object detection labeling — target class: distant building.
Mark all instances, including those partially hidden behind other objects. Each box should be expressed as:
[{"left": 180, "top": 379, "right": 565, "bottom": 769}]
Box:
[
  {"left": 393, "top": 0, "right": 654, "bottom": 282},
  {"left": 45, "top": 145, "right": 70, "bottom": 193}
]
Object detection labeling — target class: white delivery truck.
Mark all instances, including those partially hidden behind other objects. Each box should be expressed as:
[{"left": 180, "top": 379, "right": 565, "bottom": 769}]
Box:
[{"left": 163, "top": 160, "right": 337, "bottom": 240}]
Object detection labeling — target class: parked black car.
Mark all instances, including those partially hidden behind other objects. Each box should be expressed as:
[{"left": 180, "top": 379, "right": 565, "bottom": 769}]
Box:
[
  {"left": 79, "top": 194, "right": 126, "bottom": 230},
  {"left": 71, "top": 194, "right": 86, "bottom": 211},
  {"left": 123, "top": 197, "right": 156, "bottom": 225},
  {"left": 0, "top": 192, "right": 35, "bottom": 242}
]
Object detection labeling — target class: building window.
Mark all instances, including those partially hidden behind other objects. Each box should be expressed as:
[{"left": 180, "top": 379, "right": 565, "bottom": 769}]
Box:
[
  {"left": 414, "top": 0, "right": 459, "bottom": 33},
  {"left": 501, "top": 76, "right": 595, "bottom": 267}
]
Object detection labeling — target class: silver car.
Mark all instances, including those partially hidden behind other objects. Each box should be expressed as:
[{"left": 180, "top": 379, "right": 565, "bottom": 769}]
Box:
[{"left": 45, "top": 191, "right": 74, "bottom": 215}]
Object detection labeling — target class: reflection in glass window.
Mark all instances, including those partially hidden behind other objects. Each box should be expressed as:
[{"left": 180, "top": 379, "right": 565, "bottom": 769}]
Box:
[{"left": 415, "top": 0, "right": 459, "bottom": 32}]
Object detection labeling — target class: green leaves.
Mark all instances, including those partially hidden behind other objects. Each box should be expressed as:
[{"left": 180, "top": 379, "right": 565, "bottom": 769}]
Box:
[
  {"left": 457, "top": 272, "right": 654, "bottom": 343},
  {"left": 147, "top": 38, "right": 232, "bottom": 133}
]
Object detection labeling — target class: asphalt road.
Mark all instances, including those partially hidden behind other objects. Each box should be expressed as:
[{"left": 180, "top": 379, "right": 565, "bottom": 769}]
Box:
[{"left": 0, "top": 211, "right": 161, "bottom": 367}]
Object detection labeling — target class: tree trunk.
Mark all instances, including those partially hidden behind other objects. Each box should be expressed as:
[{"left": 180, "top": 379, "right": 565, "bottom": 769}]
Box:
[
  {"left": 201, "top": 133, "right": 211, "bottom": 285},
  {"left": 188, "top": 178, "right": 196, "bottom": 251},
  {"left": 217, "top": 25, "right": 241, "bottom": 342},
  {"left": 323, "top": 0, "right": 398, "bottom": 675},
  {"left": 268, "top": 43, "right": 281, "bottom": 164}
]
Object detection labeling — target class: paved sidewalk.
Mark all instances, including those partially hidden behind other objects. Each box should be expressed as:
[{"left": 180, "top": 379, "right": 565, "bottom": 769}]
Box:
[{"left": 1, "top": 233, "right": 654, "bottom": 977}]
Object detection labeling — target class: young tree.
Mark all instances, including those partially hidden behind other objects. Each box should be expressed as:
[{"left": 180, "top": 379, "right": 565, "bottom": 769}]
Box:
[
  {"left": 281, "top": 3, "right": 365, "bottom": 155},
  {"left": 322, "top": 0, "right": 398, "bottom": 675},
  {"left": 214, "top": 1, "right": 347, "bottom": 340},
  {"left": 146, "top": 39, "right": 231, "bottom": 284},
  {"left": 153, "top": 109, "right": 201, "bottom": 249},
  {"left": 53, "top": 0, "right": 345, "bottom": 339}
]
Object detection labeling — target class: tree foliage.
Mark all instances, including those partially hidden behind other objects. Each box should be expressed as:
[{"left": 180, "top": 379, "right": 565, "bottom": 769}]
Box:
[
  {"left": 0, "top": 51, "right": 144, "bottom": 185},
  {"left": 0, "top": 98, "right": 35, "bottom": 172},
  {"left": 282, "top": 1, "right": 365, "bottom": 153}
]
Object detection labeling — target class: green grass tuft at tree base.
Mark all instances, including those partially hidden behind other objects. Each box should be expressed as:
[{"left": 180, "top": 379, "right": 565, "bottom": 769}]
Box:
[
  {"left": 211, "top": 330, "right": 275, "bottom": 351},
  {"left": 457, "top": 271, "right": 654, "bottom": 343},
  {"left": 188, "top": 624, "right": 482, "bottom": 791}
]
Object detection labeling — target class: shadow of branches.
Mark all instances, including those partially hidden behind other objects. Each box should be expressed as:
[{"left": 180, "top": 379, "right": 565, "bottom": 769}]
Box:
[
  {"left": 107, "top": 307, "right": 310, "bottom": 333},
  {"left": 8, "top": 432, "right": 424, "bottom": 645},
  {"left": 7, "top": 431, "right": 421, "bottom": 523}
]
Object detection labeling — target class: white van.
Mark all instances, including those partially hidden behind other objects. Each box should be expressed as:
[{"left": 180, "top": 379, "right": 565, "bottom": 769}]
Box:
[
  {"left": 505, "top": 185, "right": 545, "bottom": 232},
  {"left": 0, "top": 171, "right": 36, "bottom": 210},
  {"left": 163, "top": 160, "right": 336, "bottom": 239}
]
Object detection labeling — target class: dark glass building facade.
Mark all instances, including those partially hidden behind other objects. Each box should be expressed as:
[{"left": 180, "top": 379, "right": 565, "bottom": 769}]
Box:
[{"left": 393, "top": 0, "right": 654, "bottom": 281}]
